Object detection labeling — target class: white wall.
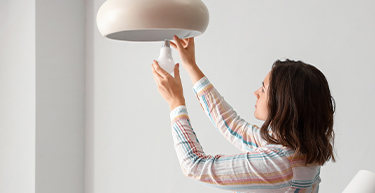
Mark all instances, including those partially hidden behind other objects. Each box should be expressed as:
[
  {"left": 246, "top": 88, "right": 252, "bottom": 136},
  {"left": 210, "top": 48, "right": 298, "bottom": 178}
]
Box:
[
  {"left": 2, "top": 0, "right": 374, "bottom": 192},
  {"left": 0, "top": 1, "right": 85, "bottom": 193},
  {"left": 35, "top": 0, "right": 86, "bottom": 192},
  {"left": 86, "top": 0, "right": 375, "bottom": 192},
  {"left": 0, "top": 1, "right": 35, "bottom": 193}
]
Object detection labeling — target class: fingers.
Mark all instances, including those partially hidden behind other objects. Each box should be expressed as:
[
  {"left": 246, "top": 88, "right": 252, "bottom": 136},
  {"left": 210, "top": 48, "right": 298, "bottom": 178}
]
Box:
[
  {"left": 171, "top": 36, "right": 191, "bottom": 50},
  {"left": 170, "top": 41, "right": 177, "bottom": 50},
  {"left": 182, "top": 38, "right": 189, "bottom": 46},
  {"left": 152, "top": 62, "right": 164, "bottom": 81},
  {"left": 188, "top": 37, "right": 194, "bottom": 45},
  {"left": 171, "top": 40, "right": 187, "bottom": 50},
  {"left": 173, "top": 35, "right": 184, "bottom": 49},
  {"left": 152, "top": 60, "right": 169, "bottom": 79}
]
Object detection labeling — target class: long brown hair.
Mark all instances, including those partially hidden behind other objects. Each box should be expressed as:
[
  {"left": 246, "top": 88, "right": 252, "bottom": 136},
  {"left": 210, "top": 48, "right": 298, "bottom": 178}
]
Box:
[{"left": 260, "top": 59, "right": 336, "bottom": 165}]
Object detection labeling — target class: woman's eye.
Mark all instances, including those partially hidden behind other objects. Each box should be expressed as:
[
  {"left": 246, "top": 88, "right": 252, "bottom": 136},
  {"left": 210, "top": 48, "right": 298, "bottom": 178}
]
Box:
[{"left": 262, "top": 88, "right": 264, "bottom": 92}]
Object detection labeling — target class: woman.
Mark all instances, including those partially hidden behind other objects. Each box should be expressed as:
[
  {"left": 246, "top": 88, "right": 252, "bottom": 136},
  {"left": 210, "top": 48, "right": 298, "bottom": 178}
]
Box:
[{"left": 151, "top": 35, "right": 335, "bottom": 193}]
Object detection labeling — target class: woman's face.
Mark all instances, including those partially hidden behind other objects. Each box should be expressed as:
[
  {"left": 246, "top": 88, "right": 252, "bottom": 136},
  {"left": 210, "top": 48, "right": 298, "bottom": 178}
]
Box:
[{"left": 254, "top": 71, "right": 270, "bottom": 121}]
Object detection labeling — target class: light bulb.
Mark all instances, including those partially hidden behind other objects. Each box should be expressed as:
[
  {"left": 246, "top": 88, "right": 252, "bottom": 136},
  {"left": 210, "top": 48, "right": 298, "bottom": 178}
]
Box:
[{"left": 157, "top": 40, "right": 175, "bottom": 76}]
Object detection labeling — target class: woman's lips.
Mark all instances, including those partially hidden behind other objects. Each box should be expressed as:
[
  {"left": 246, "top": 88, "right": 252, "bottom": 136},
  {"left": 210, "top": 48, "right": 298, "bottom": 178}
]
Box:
[{"left": 255, "top": 105, "right": 257, "bottom": 108}]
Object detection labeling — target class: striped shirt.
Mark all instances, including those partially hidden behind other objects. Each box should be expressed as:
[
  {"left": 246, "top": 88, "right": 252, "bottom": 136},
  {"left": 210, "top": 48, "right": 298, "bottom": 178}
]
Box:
[{"left": 170, "top": 76, "right": 321, "bottom": 192}]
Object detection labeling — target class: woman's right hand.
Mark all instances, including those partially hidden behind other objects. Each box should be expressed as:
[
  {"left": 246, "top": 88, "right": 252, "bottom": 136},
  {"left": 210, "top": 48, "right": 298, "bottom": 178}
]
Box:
[{"left": 170, "top": 35, "right": 196, "bottom": 68}]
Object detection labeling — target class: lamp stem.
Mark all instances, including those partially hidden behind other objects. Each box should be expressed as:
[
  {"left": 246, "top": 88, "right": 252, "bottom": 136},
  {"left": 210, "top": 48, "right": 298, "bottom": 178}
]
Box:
[{"left": 162, "top": 40, "right": 170, "bottom": 47}]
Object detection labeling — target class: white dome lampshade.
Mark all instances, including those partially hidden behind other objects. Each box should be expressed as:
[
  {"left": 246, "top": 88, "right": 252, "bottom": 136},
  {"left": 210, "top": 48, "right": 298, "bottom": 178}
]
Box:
[{"left": 96, "top": 0, "right": 209, "bottom": 41}]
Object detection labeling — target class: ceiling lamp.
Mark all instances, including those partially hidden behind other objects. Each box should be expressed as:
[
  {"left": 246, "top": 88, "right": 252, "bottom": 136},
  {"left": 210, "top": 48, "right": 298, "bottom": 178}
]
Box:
[{"left": 96, "top": 0, "right": 209, "bottom": 74}]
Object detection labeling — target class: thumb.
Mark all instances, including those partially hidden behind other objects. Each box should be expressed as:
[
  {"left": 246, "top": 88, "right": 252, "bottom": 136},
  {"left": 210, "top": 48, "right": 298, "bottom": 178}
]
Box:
[{"left": 174, "top": 63, "right": 181, "bottom": 80}]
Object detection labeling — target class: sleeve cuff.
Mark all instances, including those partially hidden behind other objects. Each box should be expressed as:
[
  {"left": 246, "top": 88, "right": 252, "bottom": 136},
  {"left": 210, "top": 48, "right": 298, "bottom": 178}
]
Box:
[
  {"left": 192, "top": 76, "right": 213, "bottom": 96},
  {"left": 170, "top": 105, "right": 189, "bottom": 123}
]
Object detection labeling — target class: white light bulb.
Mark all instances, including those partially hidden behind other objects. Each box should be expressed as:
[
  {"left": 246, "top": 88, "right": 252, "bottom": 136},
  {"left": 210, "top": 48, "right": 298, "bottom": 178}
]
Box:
[{"left": 157, "top": 40, "right": 175, "bottom": 76}]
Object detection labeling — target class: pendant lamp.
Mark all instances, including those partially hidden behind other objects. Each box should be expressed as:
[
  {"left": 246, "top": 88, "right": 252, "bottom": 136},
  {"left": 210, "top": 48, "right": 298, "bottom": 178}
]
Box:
[{"left": 96, "top": 0, "right": 209, "bottom": 74}]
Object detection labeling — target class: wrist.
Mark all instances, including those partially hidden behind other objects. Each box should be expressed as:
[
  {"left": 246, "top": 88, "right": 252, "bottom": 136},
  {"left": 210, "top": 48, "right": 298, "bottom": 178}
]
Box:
[
  {"left": 184, "top": 62, "right": 197, "bottom": 70},
  {"left": 169, "top": 100, "right": 186, "bottom": 111},
  {"left": 185, "top": 64, "right": 205, "bottom": 85}
]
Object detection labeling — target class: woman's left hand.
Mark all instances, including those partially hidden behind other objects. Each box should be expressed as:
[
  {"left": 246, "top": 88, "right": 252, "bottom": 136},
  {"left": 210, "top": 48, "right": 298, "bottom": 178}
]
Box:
[{"left": 151, "top": 60, "right": 186, "bottom": 110}]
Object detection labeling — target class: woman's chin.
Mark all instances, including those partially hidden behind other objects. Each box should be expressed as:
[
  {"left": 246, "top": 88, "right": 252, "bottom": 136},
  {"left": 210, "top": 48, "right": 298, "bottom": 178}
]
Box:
[
  {"left": 254, "top": 112, "right": 265, "bottom": 121},
  {"left": 254, "top": 112, "right": 259, "bottom": 120}
]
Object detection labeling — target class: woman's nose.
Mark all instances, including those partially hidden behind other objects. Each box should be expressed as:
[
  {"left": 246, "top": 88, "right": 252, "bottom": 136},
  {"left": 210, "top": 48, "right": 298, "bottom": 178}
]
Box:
[{"left": 254, "top": 89, "right": 259, "bottom": 98}]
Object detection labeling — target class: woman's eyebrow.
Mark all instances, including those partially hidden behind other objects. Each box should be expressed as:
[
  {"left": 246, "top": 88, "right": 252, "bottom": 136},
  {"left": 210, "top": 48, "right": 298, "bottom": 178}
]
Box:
[{"left": 262, "top": 81, "right": 265, "bottom": 88}]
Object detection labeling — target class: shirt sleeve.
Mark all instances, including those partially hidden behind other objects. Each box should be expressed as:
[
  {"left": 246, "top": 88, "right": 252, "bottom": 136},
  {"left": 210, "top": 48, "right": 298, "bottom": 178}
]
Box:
[
  {"left": 192, "top": 76, "right": 266, "bottom": 152},
  {"left": 169, "top": 105, "right": 293, "bottom": 192}
]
